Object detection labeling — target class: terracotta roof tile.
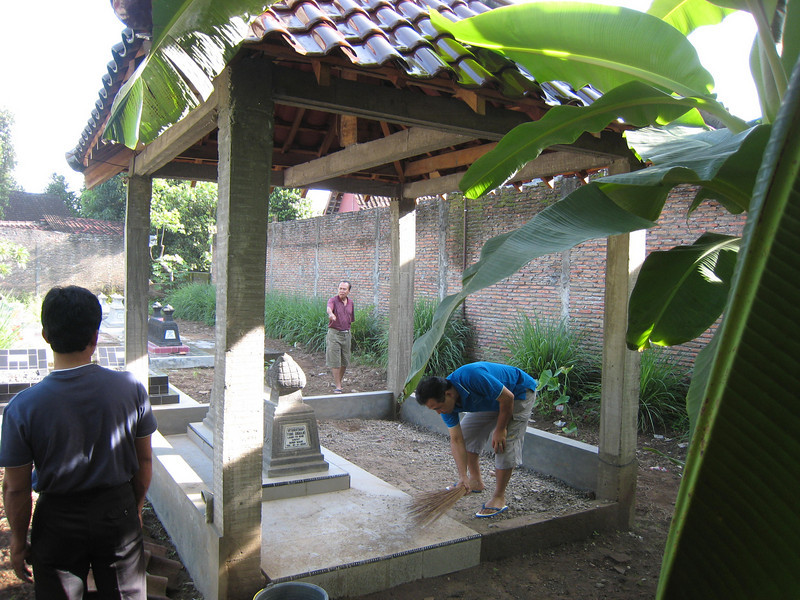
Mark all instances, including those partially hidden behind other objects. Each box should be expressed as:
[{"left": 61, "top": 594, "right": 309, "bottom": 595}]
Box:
[
  {"left": 3, "top": 192, "right": 72, "bottom": 221},
  {"left": 41, "top": 216, "right": 123, "bottom": 236}
]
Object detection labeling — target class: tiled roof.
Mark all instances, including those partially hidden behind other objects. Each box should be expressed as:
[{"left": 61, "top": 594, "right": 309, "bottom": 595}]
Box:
[
  {"left": 248, "top": 0, "right": 598, "bottom": 105},
  {"left": 41, "top": 216, "right": 123, "bottom": 236},
  {"left": 3, "top": 192, "right": 72, "bottom": 221},
  {"left": 70, "top": 0, "right": 601, "bottom": 181}
]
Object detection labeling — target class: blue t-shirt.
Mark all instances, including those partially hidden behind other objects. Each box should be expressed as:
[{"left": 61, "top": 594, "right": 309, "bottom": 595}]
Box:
[
  {"left": 0, "top": 363, "right": 157, "bottom": 494},
  {"left": 441, "top": 362, "right": 538, "bottom": 428}
]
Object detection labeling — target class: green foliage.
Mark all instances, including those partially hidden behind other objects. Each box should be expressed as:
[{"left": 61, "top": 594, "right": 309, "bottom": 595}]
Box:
[
  {"left": 151, "top": 180, "right": 217, "bottom": 283},
  {"left": 0, "top": 299, "right": 22, "bottom": 349},
  {"left": 79, "top": 173, "right": 127, "bottom": 221},
  {"left": 165, "top": 283, "right": 216, "bottom": 325},
  {"left": 269, "top": 188, "right": 313, "bottom": 222},
  {"left": 0, "top": 108, "right": 18, "bottom": 217},
  {"left": 350, "top": 306, "right": 386, "bottom": 362},
  {"left": 535, "top": 366, "right": 578, "bottom": 435},
  {"left": 265, "top": 294, "right": 329, "bottom": 352},
  {"left": 409, "top": 298, "right": 473, "bottom": 377},
  {"left": 637, "top": 349, "right": 690, "bottom": 434},
  {"left": 0, "top": 239, "right": 29, "bottom": 279},
  {"left": 45, "top": 173, "right": 80, "bottom": 215},
  {"left": 505, "top": 312, "right": 597, "bottom": 398}
]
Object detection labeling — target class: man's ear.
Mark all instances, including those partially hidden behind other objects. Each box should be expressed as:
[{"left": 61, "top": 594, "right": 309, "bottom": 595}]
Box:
[{"left": 41, "top": 328, "right": 49, "bottom": 344}]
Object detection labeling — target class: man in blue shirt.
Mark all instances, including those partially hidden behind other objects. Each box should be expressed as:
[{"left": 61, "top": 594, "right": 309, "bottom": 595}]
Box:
[
  {"left": 416, "top": 362, "right": 537, "bottom": 517},
  {"left": 0, "top": 285, "right": 157, "bottom": 599}
]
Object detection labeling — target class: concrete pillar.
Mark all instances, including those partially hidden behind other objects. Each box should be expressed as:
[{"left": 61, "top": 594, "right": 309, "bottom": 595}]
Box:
[
  {"left": 596, "top": 160, "right": 645, "bottom": 528},
  {"left": 437, "top": 195, "right": 449, "bottom": 301},
  {"left": 211, "top": 55, "right": 273, "bottom": 599},
  {"left": 387, "top": 196, "right": 416, "bottom": 400},
  {"left": 124, "top": 175, "right": 151, "bottom": 385}
]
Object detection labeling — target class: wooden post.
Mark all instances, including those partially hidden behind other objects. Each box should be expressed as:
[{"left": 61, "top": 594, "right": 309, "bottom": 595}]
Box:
[
  {"left": 212, "top": 55, "right": 273, "bottom": 599},
  {"left": 387, "top": 195, "right": 416, "bottom": 400},
  {"left": 124, "top": 174, "right": 151, "bottom": 385},
  {"left": 597, "top": 160, "right": 645, "bottom": 528}
]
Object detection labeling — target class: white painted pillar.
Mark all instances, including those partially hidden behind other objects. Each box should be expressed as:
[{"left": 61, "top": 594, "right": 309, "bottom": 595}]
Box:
[
  {"left": 124, "top": 174, "right": 151, "bottom": 385},
  {"left": 211, "top": 55, "right": 273, "bottom": 599}
]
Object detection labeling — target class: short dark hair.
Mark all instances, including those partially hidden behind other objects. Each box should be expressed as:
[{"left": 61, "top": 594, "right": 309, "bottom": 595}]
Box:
[
  {"left": 415, "top": 376, "right": 450, "bottom": 405},
  {"left": 339, "top": 280, "right": 352, "bottom": 290},
  {"left": 41, "top": 286, "right": 102, "bottom": 354}
]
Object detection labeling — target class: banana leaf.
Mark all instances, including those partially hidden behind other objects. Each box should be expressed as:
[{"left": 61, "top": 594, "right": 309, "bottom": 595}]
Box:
[
  {"left": 104, "top": 0, "right": 273, "bottom": 149},
  {"left": 429, "top": 4, "right": 714, "bottom": 97},
  {"left": 657, "top": 52, "right": 800, "bottom": 598},
  {"left": 647, "top": 0, "right": 736, "bottom": 35},
  {"left": 626, "top": 232, "right": 740, "bottom": 351}
]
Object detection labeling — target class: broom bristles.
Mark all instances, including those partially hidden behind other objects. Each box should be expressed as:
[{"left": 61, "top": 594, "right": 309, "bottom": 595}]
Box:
[{"left": 408, "top": 486, "right": 467, "bottom": 526}]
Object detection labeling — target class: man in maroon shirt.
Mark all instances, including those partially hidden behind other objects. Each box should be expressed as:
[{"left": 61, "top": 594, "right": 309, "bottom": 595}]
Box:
[{"left": 326, "top": 281, "right": 354, "bottom": 393}]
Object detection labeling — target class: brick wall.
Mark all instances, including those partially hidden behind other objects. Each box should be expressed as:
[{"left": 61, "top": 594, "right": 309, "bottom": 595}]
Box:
[
  {"left": 0, "top": 226, "right": 124, "bottom": 296},
  {"left": 266, "top": 181, "right": 746, "bottom": 367}
]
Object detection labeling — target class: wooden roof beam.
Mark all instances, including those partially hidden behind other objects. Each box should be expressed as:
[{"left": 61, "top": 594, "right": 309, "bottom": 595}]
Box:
[{"left": 282, "top": 127, "right": 473, "bottom": 189}]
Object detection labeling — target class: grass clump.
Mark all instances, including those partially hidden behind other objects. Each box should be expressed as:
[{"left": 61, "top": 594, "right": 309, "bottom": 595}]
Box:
[{"left": 166, "top": 283, "right": 216, "bottom": 325}]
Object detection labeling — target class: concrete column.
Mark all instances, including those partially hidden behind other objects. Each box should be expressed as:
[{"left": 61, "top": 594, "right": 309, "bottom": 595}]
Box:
[
  {"left": 437, "top": 195, "right": 448, "bottom": 301},
  {"left": 124, "top": 175, "right": 151, "bottom": 385},
  {"left": 387, "top": 196, "right": 416, "bottom": 400},
  {"left": 211, "top": 55, "right": 273, "bottom": 599},
  {"left": 597, "top": 160, "right": 645, "bottom": 528}
]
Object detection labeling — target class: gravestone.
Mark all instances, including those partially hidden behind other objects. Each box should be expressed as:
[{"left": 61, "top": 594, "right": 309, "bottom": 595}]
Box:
[{"left": 263, "top": 353, "right": 328, "bottom": 477}]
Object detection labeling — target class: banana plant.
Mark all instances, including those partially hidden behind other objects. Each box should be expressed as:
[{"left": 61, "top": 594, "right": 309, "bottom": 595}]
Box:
[
  {"left": 104, "top": 0, "right": 274, "bottom": 149},
  {"left": 405, "top": 0, "right": 797, "bottom": 399}
]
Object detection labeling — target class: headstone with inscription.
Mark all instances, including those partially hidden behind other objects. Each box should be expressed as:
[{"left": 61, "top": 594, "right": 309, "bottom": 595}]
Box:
[{"left": 263, "top": 353, "right": 329, "bottom": 477}]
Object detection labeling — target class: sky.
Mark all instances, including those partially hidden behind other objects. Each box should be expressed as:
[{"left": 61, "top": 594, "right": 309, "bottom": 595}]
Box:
[{"left": 0, "top": 1, "right": 759, "bottom": 195}]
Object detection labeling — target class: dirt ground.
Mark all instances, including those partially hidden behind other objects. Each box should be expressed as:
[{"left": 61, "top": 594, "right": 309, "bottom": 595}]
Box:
[{"left": 1, "top": 319, "right": 687, "bottom": 599}]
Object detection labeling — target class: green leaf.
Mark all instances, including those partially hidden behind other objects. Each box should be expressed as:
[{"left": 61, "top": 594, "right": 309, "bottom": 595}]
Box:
[
  {"left": 657, "top": 53, "right": 800, "bottom": 598},
  {"left": 626, "top": 232, "right": 740, "bottom": 351},
  {"left": 404, "top": 183, "right": 656, "bottom": 396},
  {"left": 429, "top": 4, "right": 715, "bottom": 97},
  {"left": 647, "top": 0, "right": 736, "bottom": 35},
  {"left": 614, "top": 124, "right": 772, "bottom": 214},
  {"left": 683, "top": 326, "right": 719, "bottom": 437},
  {"left": 105, "top": 0, "right": 274, "bottom": 149},
  {"left": 459, "top": 82, "right": 717, "bottom": 199}
]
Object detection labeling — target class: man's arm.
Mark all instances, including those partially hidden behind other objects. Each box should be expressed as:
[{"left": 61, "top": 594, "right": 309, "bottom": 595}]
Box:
[
  {"left": 326, "top": 297, "right": 336, "bottom": 321},
  {"left": 132, "top": 436, "right": 153, "bottom": 525},
  {"left": 447, "top": 425, "right": 472, "bottom": 491},
  {"left": 2, "top": 464, "right": 33, "bottom": 583},
  {"left": 491, "top": 386, "right": 515, "bottom": 453}
]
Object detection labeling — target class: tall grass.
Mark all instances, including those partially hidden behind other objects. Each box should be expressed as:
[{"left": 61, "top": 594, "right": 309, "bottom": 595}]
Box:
[
  {"left": 504, "top": 312, "right": 597, "bottom": 406},
  {"left": 581, "top": 347, "right": 690, "bottom": 434},
  {"left": 166, "top": 283, "right": 216, "bottom": 325},
  {"left": 411, "top": 297, "right": 473, "bottom": 376}
]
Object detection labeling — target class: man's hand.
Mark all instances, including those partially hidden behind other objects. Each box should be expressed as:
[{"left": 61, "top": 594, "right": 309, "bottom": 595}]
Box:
[
  {"left": 492, "top": 427, "right": 508, "bottom": 454},
  {"left": 9, "top": 538, "right": 32, "bottom": 583}
]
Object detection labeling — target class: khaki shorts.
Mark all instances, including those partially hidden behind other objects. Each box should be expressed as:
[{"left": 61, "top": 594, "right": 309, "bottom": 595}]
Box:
[
  {"left": 326, "top": 328, "right": 351, "bottom": 368},
  {"left": 459, "top": 389, "right": 537, "bottom": 470}
]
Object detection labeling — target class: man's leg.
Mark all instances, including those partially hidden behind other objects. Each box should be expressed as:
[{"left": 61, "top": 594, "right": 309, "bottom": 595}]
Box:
[
  {"left": 481, "top": 467, "right": 513, "bottom": 513},
  {"left": 326, "top": 329, "right": 344, "bottom": 390},
  {"left": 331, "top": 366, "right": 344, "bottom": 389},
  {"left": 466, "top": 451, "right": 485, "bottom": 491},
  {"left": 89, "top": 484, "right": 147, "bottom": 600}
]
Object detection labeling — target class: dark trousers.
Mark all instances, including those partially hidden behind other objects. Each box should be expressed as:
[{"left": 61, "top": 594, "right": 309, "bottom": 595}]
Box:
[{"left": 30, "top": 482, "right": 146, "bottom": 600}]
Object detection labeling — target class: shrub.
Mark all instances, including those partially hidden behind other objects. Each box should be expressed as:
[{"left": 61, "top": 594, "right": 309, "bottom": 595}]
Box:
[
  {"left": 504, "top": 312, "right": 596, "bottom": 408},
  {"left": 581, "top": 347, "right": 690, "bottom": 434},
  {"left": 166, "top": 283, "right": 216, "bottom": 325},
  {"left": 412, "top": 297, "right": 473, "bottom": 377}
]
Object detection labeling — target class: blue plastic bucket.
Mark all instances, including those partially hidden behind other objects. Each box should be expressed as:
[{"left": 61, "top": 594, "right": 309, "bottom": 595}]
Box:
[{"left": 253, "top": 582, "right": 328, "bottom": 600}]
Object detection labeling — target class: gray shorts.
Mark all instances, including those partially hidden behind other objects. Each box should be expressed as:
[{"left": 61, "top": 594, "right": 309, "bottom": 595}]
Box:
[
  {"left": 459, "top": 389, "right": 537, "bottom": 470},
  {"left": 326, "top": 328, "right": 351, "bottom": 368}
]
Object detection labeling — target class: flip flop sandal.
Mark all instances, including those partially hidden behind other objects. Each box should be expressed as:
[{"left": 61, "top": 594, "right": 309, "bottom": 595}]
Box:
[{"left": 475, "top": 504, "right": 509, "bottom": 518}]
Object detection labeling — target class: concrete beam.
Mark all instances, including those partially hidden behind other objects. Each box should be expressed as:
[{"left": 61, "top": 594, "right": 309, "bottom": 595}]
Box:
[
  {"left": 124, "top": 175, "right": 151, "bottom": 385},
  {"left": 211, "top": 55, "right": 273, "bottom": 599},
  {"left": 596, "top": 159, "right": 644, "bottom": 528},
  {"left": 387, "top": 197, "right": 416, "bottom": 401}
]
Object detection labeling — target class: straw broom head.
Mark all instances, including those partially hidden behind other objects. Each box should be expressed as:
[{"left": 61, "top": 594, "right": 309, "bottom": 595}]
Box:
[{"left": 408, "top": 486, "right": 467, "bottom": 526}]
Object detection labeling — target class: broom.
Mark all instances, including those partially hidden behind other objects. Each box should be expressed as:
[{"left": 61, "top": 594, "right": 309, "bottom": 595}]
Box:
[{"left": 408, "top": 486, "right": 467, "bottom": 526}]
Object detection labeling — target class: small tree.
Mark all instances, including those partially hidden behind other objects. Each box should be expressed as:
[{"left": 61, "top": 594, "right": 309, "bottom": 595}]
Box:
[
  {"left": 45, "top": 173, "right": 80, "bottom": 215},
  {"left": 0, "top": 109, "right": 18, "bottom": 218},
  {"left": 269, "top": 187, "right": 312, "bottom": 222},
  {"left": 80, "top": 173, "right": 127, "bottom": 221}
]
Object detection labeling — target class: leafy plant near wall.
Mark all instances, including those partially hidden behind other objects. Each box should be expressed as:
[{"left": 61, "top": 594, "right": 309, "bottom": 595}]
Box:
[
  {"left": 411, "top": 297, "right": 473, "bottom": 377},
  {"left": 166, "top": 283, "right": 217, "bottom": 326},
  {"left": 505, "top": 312, "right": 598, "bottom": 398}
]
